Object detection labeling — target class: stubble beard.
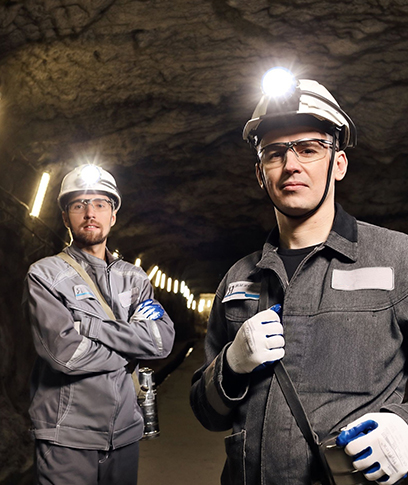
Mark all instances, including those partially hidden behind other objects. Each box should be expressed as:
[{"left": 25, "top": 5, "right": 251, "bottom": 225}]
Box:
[{"left": 71, "top": 228, "right": 108, "bottom": 247}]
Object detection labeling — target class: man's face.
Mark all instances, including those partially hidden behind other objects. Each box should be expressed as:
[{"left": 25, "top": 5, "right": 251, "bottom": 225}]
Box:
[
  {"left": 256, "top": 125, "right": 348, "bottom": 218},
  {"left": 62, "top": 192, "right": 116, "bottom": 248}
]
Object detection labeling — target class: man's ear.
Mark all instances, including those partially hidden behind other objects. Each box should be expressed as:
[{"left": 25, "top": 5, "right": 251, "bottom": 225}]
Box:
[
  {"left": 111, "top": 212, "right": 117, "bottom": 227},
  {"left": 62, "top": 211, "right": 70, "bottom": 229},
  {"left": 255, "top": 162, "right": 264, "bottom": 188},
  {"left": 334, "top": 151, "right": 348, "bottom": 181}
]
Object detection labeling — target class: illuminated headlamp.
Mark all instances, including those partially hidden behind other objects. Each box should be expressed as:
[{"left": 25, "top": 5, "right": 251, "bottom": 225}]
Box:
[
  {"left": 261, "top": 67, "right": 297, "bottom": 99},
  {"left": 76, "top": 165, "right": 101, "bottom": 188}
]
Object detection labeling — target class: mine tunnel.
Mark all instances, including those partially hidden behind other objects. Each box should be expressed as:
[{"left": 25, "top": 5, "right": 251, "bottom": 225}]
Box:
[{"left": 3, "top": 1, "right": 408, "bottom": 485}]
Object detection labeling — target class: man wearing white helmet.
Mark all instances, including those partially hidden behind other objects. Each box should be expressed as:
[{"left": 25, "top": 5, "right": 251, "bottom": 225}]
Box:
[
  {"left": 23, "top": 164, "right": 175, "bottom": 485},
  {"left": 191, "top": 68, "right": 408, "bottom": 485}
]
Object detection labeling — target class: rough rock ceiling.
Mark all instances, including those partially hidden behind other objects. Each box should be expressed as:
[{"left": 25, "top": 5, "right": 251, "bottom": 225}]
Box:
[{"left": 1, "top": 0, "right": 408, "bottom": 293}]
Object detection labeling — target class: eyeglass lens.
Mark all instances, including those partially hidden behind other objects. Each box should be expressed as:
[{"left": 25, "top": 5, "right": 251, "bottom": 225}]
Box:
[
  {"left": 68, "top": 198, "right": 112, "bottom": 213},
  {"left": 259, "top": 139, "right": 332, "bottom": 166}
]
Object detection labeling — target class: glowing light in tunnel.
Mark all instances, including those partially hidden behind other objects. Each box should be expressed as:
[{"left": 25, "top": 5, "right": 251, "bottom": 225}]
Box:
[
  {"left": 198, "top": 299, "right": 205, "bottom": 313},
  {"left": 148, "top": 265, "right": 159, "bottom": 280},
  {"left": 180, "top": 281, "right": 185, "bottom": 293},
  {"left": 173, "top": 279, "right": 179, "bottom": 294},
  {"left": 134, "top": 258, "right": 141, "bottom": 267},
  {"left": 160, "top": 273, "right": 166, "bottom": 289},
  {"left": 167, "top": 277, "right": 172, "bottom": 292},
  {"left": 154, "top": 270, "right": 162, "bottom": 287},
  {"left": 30, "top": 172, "right": 50, "bottom": 218}
]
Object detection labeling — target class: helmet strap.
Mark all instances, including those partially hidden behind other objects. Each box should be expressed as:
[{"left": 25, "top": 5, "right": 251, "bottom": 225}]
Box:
[{"left": 256, "top": 131, "right": 338, "bottom": 220}]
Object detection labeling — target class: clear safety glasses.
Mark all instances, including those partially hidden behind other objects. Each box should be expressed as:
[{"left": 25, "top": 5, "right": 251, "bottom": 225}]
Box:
[
  {"left": 66, "top": 198, "right": 113, "bottom": 214},
  {"left": 258, "top": 138, "right": 334, "bottom": 167}
]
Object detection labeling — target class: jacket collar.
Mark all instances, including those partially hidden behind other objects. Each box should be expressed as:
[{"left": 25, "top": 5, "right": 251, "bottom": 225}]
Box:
[
  {"left": 255, "top": 203, "right": 358, "bottom": 272},
  {"left": 64, "top": 243, "right": 116, "bottom": 267}
]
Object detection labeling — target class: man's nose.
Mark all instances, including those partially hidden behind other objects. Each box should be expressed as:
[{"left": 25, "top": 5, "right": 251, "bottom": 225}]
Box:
[
  {"left": 283, "top": 147, "right": 302, "bottom": 171},
  {"left": 83, "top": 202, "right": 96, "bottom": 217}
]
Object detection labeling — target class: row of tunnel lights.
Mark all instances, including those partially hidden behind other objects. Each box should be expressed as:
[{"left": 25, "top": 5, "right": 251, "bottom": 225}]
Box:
[
  {"left": 135, "top": 260, "right": 212, "bottom": 313},
  {"left": 30, "top": 173, "right": 213, "bottom": 313}
]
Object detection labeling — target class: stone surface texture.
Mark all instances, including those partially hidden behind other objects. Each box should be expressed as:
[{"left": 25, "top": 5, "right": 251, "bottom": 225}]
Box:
[{"left": 1, "top": 0, "right": 408, "bottom": 481}]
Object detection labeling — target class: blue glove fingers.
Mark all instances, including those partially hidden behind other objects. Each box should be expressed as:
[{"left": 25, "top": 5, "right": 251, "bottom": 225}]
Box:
[
  {"left": 147, "top": 307, "right": 164, "bottom": 320},
  {"left": 336, "top": 420, "right": 379, "bottom": 447},
  {"left": 144, "top": 305, "right": 164, "bottom": 320},
  {"left": 261, "top": 304, "right": 282, "bottom": 327},
  {"left": 270, "top": 304, "right": 281, "bottom": 314},
  {"left": 362, "top": 462, "right": 381, "bottom": 474},
  {"left": 137, "top": 299, "right": 164, "bottom": 320},
  {"left": 138, "top": 299, "right": 154, "bottom": 309},
  {"left": 256, "top": 304, "right": 283, "bottom": 370}
]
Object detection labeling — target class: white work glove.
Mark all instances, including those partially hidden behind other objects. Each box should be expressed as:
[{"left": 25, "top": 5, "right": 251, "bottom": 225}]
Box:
[
  {"left": 226, "top": 307, "right": 284, "bottom": 374},
  {"left": 336, "top": 412, "right": 408, "bottom": 484},
  {"left": 131, "top": 299, "right": 164, "bottom": 321}
]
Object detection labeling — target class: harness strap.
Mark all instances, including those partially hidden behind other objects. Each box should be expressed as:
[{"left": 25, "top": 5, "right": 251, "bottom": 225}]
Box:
[{"left": 259, "top": 272, "right": 333, "bottom": 485}]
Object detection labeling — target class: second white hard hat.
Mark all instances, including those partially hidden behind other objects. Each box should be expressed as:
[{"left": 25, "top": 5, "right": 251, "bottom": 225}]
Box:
[{"left": 58, "top": 164, "right": 121, "bottom": 211}]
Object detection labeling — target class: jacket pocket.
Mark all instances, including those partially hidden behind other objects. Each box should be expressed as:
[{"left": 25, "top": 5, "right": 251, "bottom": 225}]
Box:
[{"left": 221, "top": 430, "right": 246, "bottom": 485}]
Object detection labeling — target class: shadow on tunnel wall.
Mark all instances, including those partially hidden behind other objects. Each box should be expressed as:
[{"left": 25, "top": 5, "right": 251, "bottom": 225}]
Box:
[{"left": 0, "top": 187, "right": 206, "bottom": 484}]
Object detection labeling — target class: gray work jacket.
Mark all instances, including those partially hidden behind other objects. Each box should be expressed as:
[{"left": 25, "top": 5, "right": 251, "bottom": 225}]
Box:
[
  {"left": 24, "top": 244, "right": 175, "bottom": 451},
  {"left": 190, "top": 205, "right": 408, "bottom": 485}
]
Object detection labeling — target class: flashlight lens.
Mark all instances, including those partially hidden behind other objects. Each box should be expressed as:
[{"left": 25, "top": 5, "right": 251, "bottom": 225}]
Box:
[
  {"left": 261, "top": 67, "right": 296, "bottom": 98},
  {"left": 79, "top": 165, "right": 101, "bottom": 186}
]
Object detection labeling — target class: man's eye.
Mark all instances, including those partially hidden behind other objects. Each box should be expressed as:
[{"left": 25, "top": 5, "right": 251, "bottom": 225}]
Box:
[
  {"left": 73, "top": 203, "right": 84, "bottom": 210},
  {"left": 297, "top": 142, "right": 319, "bottom": 156},
  {"left": 96, "top": 200, "right": 109, "bottom": 209},
  {"left": 300, "top": 148, "right": 317, "bottom": 155},
  {"left": 264, "top": 147, "right": 285, "bottom": 161}
]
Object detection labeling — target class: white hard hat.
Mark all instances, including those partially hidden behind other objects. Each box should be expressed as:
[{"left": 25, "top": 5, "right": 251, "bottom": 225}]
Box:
[
  {"left": 243, "top": 68, "right": 357, "bottom": 150},
  {"left": 58, "top": 164, "right": 121, "bottom": 211}
]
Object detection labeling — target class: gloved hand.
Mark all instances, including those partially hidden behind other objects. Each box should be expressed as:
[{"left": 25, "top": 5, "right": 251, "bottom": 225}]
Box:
[
  {"left": 131, "top": 299, "right": 164, "bottom": 321},
  {"left": 336, "top": 412, "right": 408, "bottom": 484},
  {"left": 226, "top": 307, "right": 284, "bottom": 374}
]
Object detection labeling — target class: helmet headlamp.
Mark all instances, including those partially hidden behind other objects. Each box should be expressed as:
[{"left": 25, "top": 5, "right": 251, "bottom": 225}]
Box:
[
  {"left": 261, "top": 67, "right": 297, "bottom": 100},
  {"left": 58, "top": 164, "right": 122, "bottom": 211},
  {"left": 77, "top": 165, "right": 102, "bottom": 188},
  {"left": 243, "top": 67, "right": 357, "bottom": 150}
]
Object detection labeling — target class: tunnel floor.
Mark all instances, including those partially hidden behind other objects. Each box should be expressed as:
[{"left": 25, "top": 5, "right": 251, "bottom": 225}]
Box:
[{"left": 138, "top": 339, "right": 227, "bottom": 484}]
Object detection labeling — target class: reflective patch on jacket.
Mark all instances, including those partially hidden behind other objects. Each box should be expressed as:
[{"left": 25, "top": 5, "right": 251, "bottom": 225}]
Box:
[
  {"left": 222, "top": 281, "right": 261, "bottom": 303},
  {"left": 332, "top": 267, "right": 394, "bottom": 291},
  {"left": 74, "top": 285, "right": 95, "bottom": 300},
  {"left": 118, "top": 287, "right": 140, "bottom": 307}
]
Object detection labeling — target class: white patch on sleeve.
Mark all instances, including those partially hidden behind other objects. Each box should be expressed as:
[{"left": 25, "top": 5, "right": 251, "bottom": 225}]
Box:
[
  {"left": 222, "top": 281, "right": 261, "bottom": 303},
  {"left": 118, "top": 287, "right": 140, "bottom": 308},
  {"left": 332, "top": 267, "right": 394, "bottom": 291},
  {"left": 67, "top": 337, "right": 90, "bottom": 367}
]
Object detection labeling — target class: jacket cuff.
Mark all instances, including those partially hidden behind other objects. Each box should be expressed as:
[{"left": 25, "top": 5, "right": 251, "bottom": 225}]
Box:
[{"left": 203, "top": 344, "right": 249, "bottom": 415}]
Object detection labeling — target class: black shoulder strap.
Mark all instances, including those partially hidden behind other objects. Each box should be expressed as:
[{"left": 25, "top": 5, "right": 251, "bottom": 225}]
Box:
[{"left": 259, "top": 272, "right": 332, "bottom": 483}]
